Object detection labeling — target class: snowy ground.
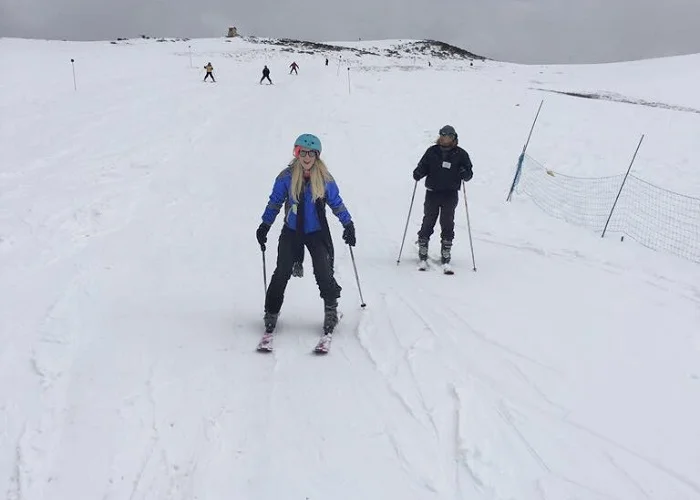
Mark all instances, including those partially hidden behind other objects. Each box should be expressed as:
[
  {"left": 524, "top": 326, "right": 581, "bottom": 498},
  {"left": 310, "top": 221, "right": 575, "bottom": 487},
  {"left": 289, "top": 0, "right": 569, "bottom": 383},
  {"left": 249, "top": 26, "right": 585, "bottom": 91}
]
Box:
[{"left": 1, "top": 36, "right": 700, "bottom": 500}]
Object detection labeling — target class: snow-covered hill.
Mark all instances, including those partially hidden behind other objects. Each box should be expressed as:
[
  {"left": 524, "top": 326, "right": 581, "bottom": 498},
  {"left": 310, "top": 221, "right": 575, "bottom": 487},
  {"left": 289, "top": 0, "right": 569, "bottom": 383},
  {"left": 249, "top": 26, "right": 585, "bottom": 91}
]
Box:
[{"left": 1, "top": 36, "right": 699, "bottom": 500}]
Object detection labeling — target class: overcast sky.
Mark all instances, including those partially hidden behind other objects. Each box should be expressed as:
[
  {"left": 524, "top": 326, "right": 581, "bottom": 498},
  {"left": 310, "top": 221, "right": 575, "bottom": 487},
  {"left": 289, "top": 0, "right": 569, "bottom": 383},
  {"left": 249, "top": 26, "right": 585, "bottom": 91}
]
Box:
[{"left": 2, "top": 0, "right": 700, "bottom": 63}]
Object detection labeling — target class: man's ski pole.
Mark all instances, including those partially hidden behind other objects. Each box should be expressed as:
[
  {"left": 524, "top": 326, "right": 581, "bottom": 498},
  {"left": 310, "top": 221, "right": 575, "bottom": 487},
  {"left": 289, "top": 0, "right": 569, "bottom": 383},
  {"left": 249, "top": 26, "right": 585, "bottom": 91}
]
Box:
[
  {"left": 463, "top": 182, "right": 477, "bottom": 271},
  {"left": 397, "top": 180, "right": 418, "bottom": 264}
]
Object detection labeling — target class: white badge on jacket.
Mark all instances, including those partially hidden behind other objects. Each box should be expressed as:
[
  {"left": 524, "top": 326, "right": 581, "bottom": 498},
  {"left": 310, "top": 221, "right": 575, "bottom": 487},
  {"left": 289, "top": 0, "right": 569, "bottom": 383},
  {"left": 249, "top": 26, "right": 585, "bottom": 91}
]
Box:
[{"left": 442, "top": 161, "right": 451, "bottom": 169}]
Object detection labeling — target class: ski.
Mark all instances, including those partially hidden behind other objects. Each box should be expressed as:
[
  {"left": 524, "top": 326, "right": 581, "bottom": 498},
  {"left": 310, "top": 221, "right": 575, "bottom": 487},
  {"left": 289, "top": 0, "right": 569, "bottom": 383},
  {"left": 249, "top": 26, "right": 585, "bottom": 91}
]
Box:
[
  {"left": 313, "top": 334, "right": 333, "bottom": 354},
  {"left": 256, "top": 332, "right": 274, "bottom": 352},
  {"left": 417, "top": 259, "right": 454, "bottom": 274}
]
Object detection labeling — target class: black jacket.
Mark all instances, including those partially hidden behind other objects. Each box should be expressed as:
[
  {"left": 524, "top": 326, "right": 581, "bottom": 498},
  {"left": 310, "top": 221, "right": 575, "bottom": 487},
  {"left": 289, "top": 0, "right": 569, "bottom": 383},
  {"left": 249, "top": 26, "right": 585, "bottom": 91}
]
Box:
[{"left": 413, "top": 144, "right": 473, "bottom": 191}]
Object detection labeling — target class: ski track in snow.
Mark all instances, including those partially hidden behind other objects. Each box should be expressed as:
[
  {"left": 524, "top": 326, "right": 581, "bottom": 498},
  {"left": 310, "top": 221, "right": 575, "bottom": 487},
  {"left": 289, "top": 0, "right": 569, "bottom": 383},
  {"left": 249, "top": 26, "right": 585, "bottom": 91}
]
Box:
[{"left": 1, "top": 37, "right": 700, "bottom": 499}]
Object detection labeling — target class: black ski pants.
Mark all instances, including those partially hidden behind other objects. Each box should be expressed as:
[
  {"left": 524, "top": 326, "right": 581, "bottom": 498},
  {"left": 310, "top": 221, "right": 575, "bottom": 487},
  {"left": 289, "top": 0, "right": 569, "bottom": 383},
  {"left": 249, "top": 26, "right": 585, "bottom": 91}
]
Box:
[
  {"left": 417, "top": 189, "right": 458, "bottom": 242},
  {"left": 204, "top": 72, "right": 215, "bottom": 82},
  {"left": 260, "top": 75, "right": 272, "bottom": 84},
  {"left": 265, "top": 226, "right": 341, "bottom": 314}
]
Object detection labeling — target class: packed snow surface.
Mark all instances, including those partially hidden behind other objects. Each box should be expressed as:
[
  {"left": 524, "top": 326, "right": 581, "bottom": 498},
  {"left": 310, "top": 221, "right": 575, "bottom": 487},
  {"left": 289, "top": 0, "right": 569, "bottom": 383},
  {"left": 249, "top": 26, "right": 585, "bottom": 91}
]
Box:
[{"left": 1, "top": 36, "right": 700, "bottom": 499}]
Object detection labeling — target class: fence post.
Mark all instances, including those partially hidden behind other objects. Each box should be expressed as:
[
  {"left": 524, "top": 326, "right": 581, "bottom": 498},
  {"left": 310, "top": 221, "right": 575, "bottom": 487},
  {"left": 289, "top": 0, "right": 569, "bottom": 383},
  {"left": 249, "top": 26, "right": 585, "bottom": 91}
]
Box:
[
  {"left": 71, "top": 59, "right": 77, "bottom": 91},
  {"left": 601, "top": 134, "right": 645, "bottom": 238},
  {"left": 507, "top": 99, "right": 543, "bottom": 201}
]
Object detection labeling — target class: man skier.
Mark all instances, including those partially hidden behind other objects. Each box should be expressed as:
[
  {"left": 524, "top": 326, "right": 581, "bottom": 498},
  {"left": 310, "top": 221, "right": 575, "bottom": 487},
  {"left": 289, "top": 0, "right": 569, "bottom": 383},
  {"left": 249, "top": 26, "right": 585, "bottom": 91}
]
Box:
[
  {"left": 412, "top": 125, "right": 473, "bottom": 273},
  {"left": 260, "top": 65, "right": 272, "bottom": 84},
  {"left": 289, "top": 61, "right": 299, "bottom": 74}
]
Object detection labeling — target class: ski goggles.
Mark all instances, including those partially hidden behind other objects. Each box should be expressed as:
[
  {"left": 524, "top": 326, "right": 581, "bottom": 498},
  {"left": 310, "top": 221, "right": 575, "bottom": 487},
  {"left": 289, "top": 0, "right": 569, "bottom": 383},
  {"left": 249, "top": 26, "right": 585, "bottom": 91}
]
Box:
[{"left": 294, "top": 146, "right": 319, "bottom": 158}]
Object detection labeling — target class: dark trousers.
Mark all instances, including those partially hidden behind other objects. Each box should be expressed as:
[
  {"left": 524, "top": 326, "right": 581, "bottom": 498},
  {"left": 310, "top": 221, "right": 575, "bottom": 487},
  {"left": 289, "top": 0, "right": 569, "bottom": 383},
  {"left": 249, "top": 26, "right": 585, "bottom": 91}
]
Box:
[
  {"left": 204, "top": 72, "right": 215, "bottom": 82},
  {"left": 260, "top": 75, "right": 272, "bottom": 84},
  {"left": 265, "top": 226, "right": 341, "bottom": 314},
  {"left": 418, "top": 190, "right": 458, "bottom": 242}
]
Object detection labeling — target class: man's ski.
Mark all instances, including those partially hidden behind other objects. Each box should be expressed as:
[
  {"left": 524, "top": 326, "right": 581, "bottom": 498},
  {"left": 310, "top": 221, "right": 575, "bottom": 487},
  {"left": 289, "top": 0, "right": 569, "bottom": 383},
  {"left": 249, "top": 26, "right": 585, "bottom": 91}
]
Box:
[
  {"left": 256, "top": 332, "right": 274, "bottom": 352},
  {"left": 417, "top": 259, "right": 454, "bottom": 274}
]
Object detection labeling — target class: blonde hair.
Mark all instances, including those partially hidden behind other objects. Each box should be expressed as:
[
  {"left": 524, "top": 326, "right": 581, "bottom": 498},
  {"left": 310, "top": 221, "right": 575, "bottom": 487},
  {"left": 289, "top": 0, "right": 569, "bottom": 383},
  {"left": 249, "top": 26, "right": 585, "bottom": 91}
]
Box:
[{"left": 289, "top": 157, "right": 333, "bottom": 203}]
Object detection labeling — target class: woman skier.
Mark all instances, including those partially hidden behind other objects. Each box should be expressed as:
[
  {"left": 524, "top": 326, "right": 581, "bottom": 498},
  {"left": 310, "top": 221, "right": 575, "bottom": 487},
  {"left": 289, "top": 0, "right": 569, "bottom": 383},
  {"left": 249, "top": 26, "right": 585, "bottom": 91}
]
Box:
[{"left": 255, "top": 134, "right": 356, "bottom": 352}]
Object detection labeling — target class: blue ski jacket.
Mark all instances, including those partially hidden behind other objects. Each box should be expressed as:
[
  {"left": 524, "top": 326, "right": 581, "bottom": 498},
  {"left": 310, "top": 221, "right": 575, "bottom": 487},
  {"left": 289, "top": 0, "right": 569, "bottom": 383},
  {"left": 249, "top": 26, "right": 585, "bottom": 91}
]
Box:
[{"left": 261, "top": 167, "right": 352, "bottom": 232}]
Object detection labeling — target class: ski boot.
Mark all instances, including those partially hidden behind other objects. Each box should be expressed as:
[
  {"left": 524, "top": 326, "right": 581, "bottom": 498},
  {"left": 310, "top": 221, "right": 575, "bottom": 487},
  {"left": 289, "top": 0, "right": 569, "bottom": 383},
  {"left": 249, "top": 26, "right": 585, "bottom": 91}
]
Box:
[
  {"left": 314, "top": 300, "right": 338, "bottom": 354},
  {"left": 440, "top": 239, "right": 453, "bottom": 264},
  {"left": 263, "top": 311, "right": 279, "bottom": 333},
  {"left": 441, "top": 239, "right": 454, "bottom": 274},
  {"left": 323, "top": 299, "right": 339, "bottom": 334},
  {"left": 417, "top": 237, "right": 429, "bottom": 271}
]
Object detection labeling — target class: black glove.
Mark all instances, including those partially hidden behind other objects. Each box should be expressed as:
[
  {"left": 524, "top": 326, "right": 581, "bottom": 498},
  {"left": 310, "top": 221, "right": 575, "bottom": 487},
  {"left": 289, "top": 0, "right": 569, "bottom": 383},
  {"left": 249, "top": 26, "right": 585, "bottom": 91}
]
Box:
[
  {"left": 342, "top": 222, "right": 356, "bottom": 246},
  {"left": 256, "top": 222, "right": 270, "bottom": 250},
  {"left": 413, "top": 170, "right": 422, "bottom": 181}
]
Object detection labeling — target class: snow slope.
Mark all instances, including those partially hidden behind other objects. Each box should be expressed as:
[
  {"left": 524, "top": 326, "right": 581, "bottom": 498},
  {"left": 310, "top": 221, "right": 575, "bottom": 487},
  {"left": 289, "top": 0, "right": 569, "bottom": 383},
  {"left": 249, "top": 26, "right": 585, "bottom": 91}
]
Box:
[{"left": 1, "top": 35, "right": 699, "bottom": 500}]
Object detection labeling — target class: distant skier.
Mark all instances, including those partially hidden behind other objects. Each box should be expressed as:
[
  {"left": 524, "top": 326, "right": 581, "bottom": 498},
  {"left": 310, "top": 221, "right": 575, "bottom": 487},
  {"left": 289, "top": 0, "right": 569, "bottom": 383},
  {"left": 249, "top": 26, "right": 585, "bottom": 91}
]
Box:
[
  {"left": 289, "top": 61, "right": 299, "bottom": 75},
  {"left": 203, "top": 62, "right": 215, "bottom": 82},
  {"left": 256, "top": 134, "right": 356, "bottom": 345},
  {"left": 260, "top": 65, "right": 272, "bottom": 84},
  {"left": 325, "top": 58, "right": 329, "bottom": 66},
  {"left": 412, "top": 125, "right": 473, "bottom": 272}
]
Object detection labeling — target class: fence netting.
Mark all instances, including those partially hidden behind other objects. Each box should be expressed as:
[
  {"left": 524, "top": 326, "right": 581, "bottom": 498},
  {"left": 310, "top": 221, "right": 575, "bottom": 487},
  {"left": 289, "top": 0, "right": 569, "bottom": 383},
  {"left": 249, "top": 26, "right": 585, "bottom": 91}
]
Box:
[{"left": 513, "top": 154, "right": 700, "bottom": 263}]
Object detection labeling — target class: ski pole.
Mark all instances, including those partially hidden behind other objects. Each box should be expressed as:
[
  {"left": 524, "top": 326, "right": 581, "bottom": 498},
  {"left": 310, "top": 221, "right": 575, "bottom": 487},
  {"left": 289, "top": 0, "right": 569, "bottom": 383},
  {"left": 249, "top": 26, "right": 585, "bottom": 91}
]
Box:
[
  {"left": 396, "top": 180, "right": 418, "bottom": 264},
  {"left": 261, "top": 247, "right": 268, "bottom": 296},
  {"left": 349, "top": 246, "right": 366, "bottom": 308},
  {"left": 462, "top": 182, "right": 477, "bottom": 272},
  {"left": 71, "top": 58, "right": 77, "bottom": 91}
]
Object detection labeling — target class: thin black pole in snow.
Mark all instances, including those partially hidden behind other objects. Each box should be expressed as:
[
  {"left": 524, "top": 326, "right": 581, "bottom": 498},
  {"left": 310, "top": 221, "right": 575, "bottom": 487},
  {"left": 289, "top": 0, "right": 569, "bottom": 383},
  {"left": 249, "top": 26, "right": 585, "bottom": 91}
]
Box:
[
  {"left": 506, "top": 99, "right": 544, "bottom": 201},
  {"left": 521, "top": 99, "right": 544, "bottom": 156},
  {"left": 188, "top": 45, "right": 193, "bottom": 68},
  {"left": 71, "top": 59, "right": 77, "bottom": 91},
  {"left": 602, "top": 134, "right": 645, "bottom": 238},
  {"left": 337, "top": 55, "right": 342, "bottom": 76},
  {"left": 347, "top": 67, "right": 351, "bottom": 95}
]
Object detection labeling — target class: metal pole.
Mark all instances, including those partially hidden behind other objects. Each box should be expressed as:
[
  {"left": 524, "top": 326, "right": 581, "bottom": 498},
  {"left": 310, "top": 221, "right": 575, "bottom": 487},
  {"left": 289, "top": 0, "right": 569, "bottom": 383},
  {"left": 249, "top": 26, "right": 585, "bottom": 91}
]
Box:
[
  {"left": 507, "top": 99, "right": 543, "bottom": 201},
  {"left": 349, "top": 246, "right": 366, "bottom": 308},
  {"left": 602, "top": 134, "right": 645, "bottom": 238},
  {"left": 521, "top": 99, "right": 544, "bottom": 156},
  {"left": 71, "top": 59, "right": 77, "bottom": 91},
  {"left": 396, "top": 180, "right": 418, "bottom": 264},
  {"left": 462, "top": 182, "right": 477, "bottom": 271},
  {"left": 347, "top": 67, "right": 351, "bottom": 95}
]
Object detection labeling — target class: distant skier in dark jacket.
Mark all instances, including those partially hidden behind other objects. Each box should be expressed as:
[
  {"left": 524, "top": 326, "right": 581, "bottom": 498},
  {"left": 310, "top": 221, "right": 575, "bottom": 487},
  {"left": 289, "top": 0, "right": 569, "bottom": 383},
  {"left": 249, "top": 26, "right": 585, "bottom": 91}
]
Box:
[
  {"left": 260, "top": 65, "right": 272, "bottom": 84},
  {"left": 412, "top": 125, "right": 473, "bottom": 270},
  {"left": 256, "top": 134, "right": 356, "bottom": 343},
  {"left": 289, "top": 61, "right": 299, "bottom": 74}
]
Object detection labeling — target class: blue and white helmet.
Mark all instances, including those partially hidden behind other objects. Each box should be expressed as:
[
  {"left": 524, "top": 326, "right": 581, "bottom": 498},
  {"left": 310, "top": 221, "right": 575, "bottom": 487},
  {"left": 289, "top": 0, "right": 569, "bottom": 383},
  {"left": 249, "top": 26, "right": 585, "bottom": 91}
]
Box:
[{"left": 294, "top": 133, "right": 322, "bottom": 154}]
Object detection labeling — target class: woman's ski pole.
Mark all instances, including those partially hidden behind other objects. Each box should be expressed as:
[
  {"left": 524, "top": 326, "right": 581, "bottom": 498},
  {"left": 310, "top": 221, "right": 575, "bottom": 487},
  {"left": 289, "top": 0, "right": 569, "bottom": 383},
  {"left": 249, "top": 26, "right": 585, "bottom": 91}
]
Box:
[{"left": 349, "top": 246, "right": 366, "bottom": 308}]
